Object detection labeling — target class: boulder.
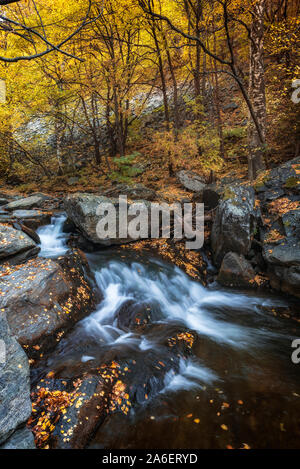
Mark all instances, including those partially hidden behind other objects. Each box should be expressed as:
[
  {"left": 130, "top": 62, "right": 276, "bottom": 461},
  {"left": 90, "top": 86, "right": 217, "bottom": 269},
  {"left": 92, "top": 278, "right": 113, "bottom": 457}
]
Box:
[
  {"left": 0, "top": 224, "right": 38, "bottom": 263},
  {"left": 262, "top": 209, "right": 300, "bottom": 298},
  {"left": 211, "top": 185, "right": 258, "bottom": 266},
  {"left": 0, "top": 313, "right": 32, "bottom": 445},
  {"left": 193, "top": 183, "right": 222, "bottom": 210},
  {"left": 4, "top": 194, "right": 51, "bottom": 211},
  {"left": 65, "top": 193, "right": 152, "bottom": 246},
  {"left": 12, "top": 209, "right": 51, "bottom": 229},
  {"left": 177, "top": 170, "right": 206, "bottom": 193},
  {"left": 51, "top": 376, "right": 106, "bottom": 449},
  {"left": 13, "top": 222, "right": 41, "bottom": 245},
  {"left": 116, "top": 300, "right": 156, "bottom": 331},
  {"left": 217, "top": 252, "right": 256, "bottom": 288},
  {"left": 0, "top": 426, "right": 35, "bottom": 449},
  {"left": 103, "top": 183, "right": 157, "bottom": 201},
  {"left": 255, "top": 156, "right": 300, "bottom": 201},
  {"left": 0, "top": 250, "right": 98, "bottom": 356}
]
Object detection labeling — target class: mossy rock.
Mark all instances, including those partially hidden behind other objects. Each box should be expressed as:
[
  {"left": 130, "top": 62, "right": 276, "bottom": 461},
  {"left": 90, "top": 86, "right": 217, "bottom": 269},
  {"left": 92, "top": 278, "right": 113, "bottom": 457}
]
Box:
[{"left": 284, "top": 177, "right": 299, "bottom": 189}]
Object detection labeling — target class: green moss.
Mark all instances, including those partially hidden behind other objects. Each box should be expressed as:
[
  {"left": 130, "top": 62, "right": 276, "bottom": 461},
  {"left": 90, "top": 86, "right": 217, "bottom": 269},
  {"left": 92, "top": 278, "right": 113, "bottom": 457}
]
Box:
[
  {"left": 284, "top": 177, "right": 299, "bottom": 189},
  {"left": 223, "top": 127, "right": 246, "bottom": 140},
  {"left": 223, "top": 187, "right": 237, "bottom": 201}
]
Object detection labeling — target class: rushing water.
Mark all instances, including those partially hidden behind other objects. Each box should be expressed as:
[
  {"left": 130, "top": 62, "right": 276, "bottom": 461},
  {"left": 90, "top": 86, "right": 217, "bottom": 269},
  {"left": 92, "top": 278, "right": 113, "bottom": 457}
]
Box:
[
  {"left": 36, "top": 215, "right": 300, "bottom": 449},
  {"left": 37, "top": 214, "right": 69, "bottom": 258}
]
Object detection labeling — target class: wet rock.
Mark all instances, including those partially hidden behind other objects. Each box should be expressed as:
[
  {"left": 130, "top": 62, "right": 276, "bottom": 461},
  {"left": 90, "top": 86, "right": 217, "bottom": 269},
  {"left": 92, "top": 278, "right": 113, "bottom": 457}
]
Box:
[
  {"left": 211, "top": 185, "right": 258, "bottom": 266},
  {"left": 51, "top": 376, "right": 106, "bottom": 449},
  {"left": 177, "top": 170, "right": 206, "bottom": 193},
  {"left": 3, "top": 246, "right": 40, "bottom": 266},
  {"left": 12, "top": 209, "right": 51, "bottom": 229},
  {"left": 0, "top": 250, "right": 97, "bottom": 356},
  {"left": 0, "top": 426, "right": 35, "bottom": 449},
  {"left": 13, "top": 222, "right": 41, "bottom": 245},
  {"left": 217, "top": 252, "right": 256, "bottom": 288},
  {"left": 116, "top": 300, "right": 156, "bottom": 330},
  {"left": 65, "top": 193, "right": 152, "bottom": 246},
  {"left": 0, "top": 224, "right": 38, "bottom": 262},
  {"left": 0, "top": 313, "right": 32, "bottom": 445},
  {"left": 62, "top": 217, "right": 77, "bottom": 234},
  {"left": 4, "top": 194, "right": 52, "bottom": 211}
]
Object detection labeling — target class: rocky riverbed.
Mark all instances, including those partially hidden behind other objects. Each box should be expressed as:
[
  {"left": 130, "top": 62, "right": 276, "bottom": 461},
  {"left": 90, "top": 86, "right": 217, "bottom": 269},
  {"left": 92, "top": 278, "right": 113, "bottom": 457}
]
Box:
[{"left": 0, "top": 156, "right": 299, "bottom": 449}]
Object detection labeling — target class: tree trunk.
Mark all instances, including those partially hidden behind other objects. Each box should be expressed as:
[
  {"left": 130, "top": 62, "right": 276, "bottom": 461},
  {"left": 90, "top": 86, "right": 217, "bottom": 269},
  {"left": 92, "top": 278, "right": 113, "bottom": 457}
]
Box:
[
  {"left": 248, "top": 0, "right": 267, "bottom": 180},
  {"left": 55, "top": 120, "right": 64, "bottom": 175}
]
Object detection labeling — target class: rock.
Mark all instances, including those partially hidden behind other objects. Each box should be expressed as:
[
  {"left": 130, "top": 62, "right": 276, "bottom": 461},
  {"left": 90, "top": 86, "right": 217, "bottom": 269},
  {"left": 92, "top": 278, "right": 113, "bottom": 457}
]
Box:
[
  {"left": 211, "top": 185, "right": 258, "bottom": 266},
  {"left": 0, "top": 224, "right": 38, "bottom": 262},
  {"left": 3, "top": 246, "right": 40, "bottom": 266},
  {"left": 193, "top": 183, "right": 222, "bottom": 210},
  {"left": 217, "top": 252, "right": 256, "bottom": 288},
  {"left": 0, "top": 313, "right": 32, "bottom": 445},
  {"left": 177, "top": 170, "right": 206, "bottom": 193},
  {"left": 261, "top": 205, "right": 300, "bottom": 298},
  {"left": 103, "top": 183, "right": 157, "bottom": 201},
  {"left": 0, "top": 198, "right": 8, "bottom": 206},
  {"left": 12, "top": 209, "right": 51, "bottom": 230},
  {"left": 65, "top": 193, "right": 152, "bottom": 246},
  {"left": 4, "top": 195, "right": 52, "bottom": 211},
  {"left": 62, "top": 217, "right": 77, "bottom": 234},
  {"left": 51, "top": 376, "right": 106, "bottom": 449},
  {"left": 116, "top": 300, "right": 157, "bottom": 331},
  {"left": 255, "top": 156, "right": 300, "bottom": 200},
  {"left": 67, "top": 177, "right": 79, "bottom": 186},
  {"left": 282, "top": 209, "right": 300, "bottom": 239},
  {"left": 0, "top": 426, "right": 35, "bottom": 449},
  {"left": 0, "top": 250, "right": 97, "bottom": 356},
  {"left": 223, "top": 102, "right": 239, "bottom": 111},
  {"left": 13, "top": 222, "right": 41, "bottom": 245}
]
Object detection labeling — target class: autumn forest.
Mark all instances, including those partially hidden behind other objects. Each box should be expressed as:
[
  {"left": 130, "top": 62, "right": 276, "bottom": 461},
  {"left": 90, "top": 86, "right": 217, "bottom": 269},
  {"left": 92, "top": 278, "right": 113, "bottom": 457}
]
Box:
[{"left": 0, "top": 0, "right": 300, "bottom": 453}]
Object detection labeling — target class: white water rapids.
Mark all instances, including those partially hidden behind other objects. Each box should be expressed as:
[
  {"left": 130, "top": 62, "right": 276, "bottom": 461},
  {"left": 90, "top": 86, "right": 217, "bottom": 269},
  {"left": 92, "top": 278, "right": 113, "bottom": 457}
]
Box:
[{"left": 37, "top": 215, "right": 290, "bottom": 394}]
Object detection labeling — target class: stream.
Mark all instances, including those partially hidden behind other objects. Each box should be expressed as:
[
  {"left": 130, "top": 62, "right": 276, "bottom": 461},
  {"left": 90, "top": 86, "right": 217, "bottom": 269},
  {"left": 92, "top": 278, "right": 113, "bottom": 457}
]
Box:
[{"left": 35, "top": 215, "right": 300, "bottom": 449}]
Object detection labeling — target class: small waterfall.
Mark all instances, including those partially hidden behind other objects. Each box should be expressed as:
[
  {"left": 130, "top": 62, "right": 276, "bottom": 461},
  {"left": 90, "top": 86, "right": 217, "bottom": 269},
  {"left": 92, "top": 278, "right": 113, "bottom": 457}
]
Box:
[{"left": 37, "top": 214, "right": 69, "bottom": 258}]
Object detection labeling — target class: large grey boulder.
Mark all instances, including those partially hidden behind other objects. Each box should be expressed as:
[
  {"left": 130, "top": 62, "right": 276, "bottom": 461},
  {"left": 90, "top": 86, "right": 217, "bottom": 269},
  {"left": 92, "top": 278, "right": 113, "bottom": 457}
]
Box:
[
  {"left": 4, "top": 194, "right": 50, "bottom": 211},
  {"left": 0, "top": 250, "right": 97, "bottom": 356},
  {"left": 255, "top": 156, "right": 300, "bottom": 201},
  {"left": 0, "top": 426, "right": 35, "bottom": 449},
  {"left": 211, "top": 185, "right": 258, "bottom": 266},
  {"left": 0, "top": 224, "right": 38, "bottom": 262},
  {"left": 262, "top": 209, "right": 300, "bottom": 298},
  {"left": 177, "top": 170, "right": 206, "bottom": 193},
  {"left": 0, "top": 313, "right": 32, "bottom": 445},
  {"left": 65, "top": 193, "right": 151, "bottom": 246}
]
